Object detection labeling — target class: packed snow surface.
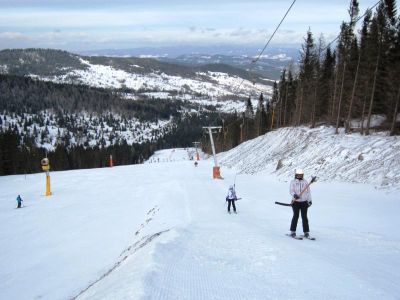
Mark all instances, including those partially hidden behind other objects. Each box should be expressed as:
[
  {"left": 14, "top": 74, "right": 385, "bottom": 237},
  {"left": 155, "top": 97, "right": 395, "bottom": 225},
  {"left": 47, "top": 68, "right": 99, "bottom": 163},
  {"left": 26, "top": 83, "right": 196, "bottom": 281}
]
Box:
[{"left": 0, "top": 147, "right": 399, "bottom": 300}]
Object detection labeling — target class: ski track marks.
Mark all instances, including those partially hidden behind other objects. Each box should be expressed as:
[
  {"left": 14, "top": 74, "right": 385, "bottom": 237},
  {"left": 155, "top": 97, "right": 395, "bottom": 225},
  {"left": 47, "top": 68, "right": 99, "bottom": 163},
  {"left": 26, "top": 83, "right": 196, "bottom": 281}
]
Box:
[
  {"left": 71, "top": 204, "right": 164, "bottom": 299},
  {"left": 72, "top": 230, "right": 170, "bottom": 300},
  {"left": 1, "top": 148, "right": 399, "bottom": 300}
]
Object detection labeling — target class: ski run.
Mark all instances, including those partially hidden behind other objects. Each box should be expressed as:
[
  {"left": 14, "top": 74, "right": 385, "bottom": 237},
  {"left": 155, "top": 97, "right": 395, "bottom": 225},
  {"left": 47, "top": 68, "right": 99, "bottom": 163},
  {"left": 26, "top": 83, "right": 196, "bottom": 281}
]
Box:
[{"left": 1, "top": 126, "right": 400, "bottom": 300}]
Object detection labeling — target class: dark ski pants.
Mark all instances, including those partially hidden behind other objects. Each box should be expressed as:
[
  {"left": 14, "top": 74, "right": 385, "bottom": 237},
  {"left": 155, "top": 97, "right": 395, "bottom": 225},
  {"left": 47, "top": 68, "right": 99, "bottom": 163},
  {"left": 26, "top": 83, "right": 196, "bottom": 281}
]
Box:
[
  {"left": 227, "top": 199, "right": 236, "bottom": 212},
  {"left": 17, "top": 202, "right": 22, "bottom": 208},
  {"left": 290, "top": 201, "right": 309, "bottom": 233}
]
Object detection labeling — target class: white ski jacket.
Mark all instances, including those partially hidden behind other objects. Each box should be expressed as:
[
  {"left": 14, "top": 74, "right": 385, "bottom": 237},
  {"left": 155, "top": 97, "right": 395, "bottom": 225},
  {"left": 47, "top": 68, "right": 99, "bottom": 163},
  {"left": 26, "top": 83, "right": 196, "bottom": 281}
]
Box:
[
  {"left": 226, "top": 188, "right": 237, "bottom": 200},
  {"left": 290, "top": 179, "right": 312, "bottom": 202}
]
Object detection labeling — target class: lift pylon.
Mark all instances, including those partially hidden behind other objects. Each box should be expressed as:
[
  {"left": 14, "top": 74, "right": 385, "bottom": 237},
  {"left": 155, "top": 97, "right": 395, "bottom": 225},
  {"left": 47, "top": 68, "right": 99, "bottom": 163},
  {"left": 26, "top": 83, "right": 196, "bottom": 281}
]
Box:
[{"left": 202, "top": 126, "right": 222, "bottom": 179}]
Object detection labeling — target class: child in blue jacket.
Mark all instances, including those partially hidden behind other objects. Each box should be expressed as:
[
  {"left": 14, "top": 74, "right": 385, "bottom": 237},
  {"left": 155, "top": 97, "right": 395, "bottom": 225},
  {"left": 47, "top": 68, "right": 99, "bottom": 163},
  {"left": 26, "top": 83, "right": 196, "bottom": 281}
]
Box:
[{"left": 16, "top": 195, "right": 23, "bottom": 208}]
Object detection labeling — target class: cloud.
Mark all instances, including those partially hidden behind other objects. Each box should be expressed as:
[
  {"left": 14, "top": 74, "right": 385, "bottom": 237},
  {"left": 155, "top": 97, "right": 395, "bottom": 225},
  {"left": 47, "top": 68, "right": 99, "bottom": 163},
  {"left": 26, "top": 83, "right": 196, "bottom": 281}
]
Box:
[
  {"left": 0, "top": 0, "right": 380, "bottom": 50},
  {"left": 0, "top": 32, "right": 26, "bottom": 40},
  {"left": 0, "top": 27, "right": 318, "bottom": 51},
  {"left": 230, "top": 28, "right": 252, "bottom": 37}
]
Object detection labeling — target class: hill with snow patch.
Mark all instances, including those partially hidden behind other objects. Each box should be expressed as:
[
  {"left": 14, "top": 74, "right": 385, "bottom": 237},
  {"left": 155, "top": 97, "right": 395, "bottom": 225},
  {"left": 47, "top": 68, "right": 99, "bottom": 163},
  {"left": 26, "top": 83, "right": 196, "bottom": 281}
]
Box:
[
  {"left": 218, "top": 126, "right": 400, "bottom": 189},
  {"left": 0, "top": 49, "right": 272, "bottom": 113}
]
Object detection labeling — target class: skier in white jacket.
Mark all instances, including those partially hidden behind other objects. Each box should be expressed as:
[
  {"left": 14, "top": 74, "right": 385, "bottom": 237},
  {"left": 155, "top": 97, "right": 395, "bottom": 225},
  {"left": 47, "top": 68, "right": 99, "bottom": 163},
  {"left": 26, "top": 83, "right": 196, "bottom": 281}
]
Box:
[
  {"left": 289, "top": 169, "right": 312, "bottom": 238},
  {"left": 226, "top": 185, "right": 237, "bottom": 214}
]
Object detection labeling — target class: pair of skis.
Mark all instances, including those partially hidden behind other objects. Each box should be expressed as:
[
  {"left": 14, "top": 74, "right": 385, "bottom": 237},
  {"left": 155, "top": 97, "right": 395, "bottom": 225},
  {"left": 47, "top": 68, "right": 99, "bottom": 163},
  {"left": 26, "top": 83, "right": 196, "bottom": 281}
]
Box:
[{"left": 286, "top": 233, "right": 316, "bottom": 240}]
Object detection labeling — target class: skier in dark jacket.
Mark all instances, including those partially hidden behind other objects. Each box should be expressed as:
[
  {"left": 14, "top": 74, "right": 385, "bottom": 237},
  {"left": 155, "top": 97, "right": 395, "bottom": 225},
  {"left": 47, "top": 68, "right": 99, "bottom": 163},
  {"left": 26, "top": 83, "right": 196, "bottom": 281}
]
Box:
[
  {"left": 289, "top": 169, "right": 312, "bottom": 238},
  {"left": 16, "top": 195, "right": 23, "bottom": 208},
  {"left": 226, "top": 185, "right": 238, "bottom": 214}
]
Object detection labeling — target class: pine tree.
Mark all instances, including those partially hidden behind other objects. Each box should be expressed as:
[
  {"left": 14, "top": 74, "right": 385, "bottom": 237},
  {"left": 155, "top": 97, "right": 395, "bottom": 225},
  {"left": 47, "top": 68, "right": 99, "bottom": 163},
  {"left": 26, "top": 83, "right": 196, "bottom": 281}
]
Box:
[
  {"left": 269, "top": 82, "right": 279, "bottom": 129},
  {"left": 285, "top": 67, "right": 297, "bottom": 126},
  {"left": 278, "top": 69, "right": 287, "bottom": 128},
  {"left": 318, "top": 46, "right": 335, "bottom": 122},
  {"left": 297, "top": 29, "right": 318, "bottom": 126},
  {"left": 244, "top": 97, "right": 254, "bottom": 118},
  {"left": 254, "top": 93, "right": 268, "bottom": 135}
]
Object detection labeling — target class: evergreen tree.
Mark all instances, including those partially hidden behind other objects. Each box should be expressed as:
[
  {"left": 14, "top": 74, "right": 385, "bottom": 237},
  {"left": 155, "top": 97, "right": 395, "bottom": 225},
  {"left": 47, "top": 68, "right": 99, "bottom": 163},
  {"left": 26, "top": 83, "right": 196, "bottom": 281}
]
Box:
[
  {"left": 285, "top": 67, "right": 297, "bottom": 126},
  {"left": 269, "top": 82, "right": 279, "bottom": 129},
  {"left": 244, "top": 97, "right": 254, "bottom": 118},
  {"left": 318, "top": 46, "right": 335, "bottom": 122},
  {"left": 297, "top": 29, "right": 318, "bottom": 125},
  {"left": 254, "top": 93, "right": 268, "bottom": 135}
]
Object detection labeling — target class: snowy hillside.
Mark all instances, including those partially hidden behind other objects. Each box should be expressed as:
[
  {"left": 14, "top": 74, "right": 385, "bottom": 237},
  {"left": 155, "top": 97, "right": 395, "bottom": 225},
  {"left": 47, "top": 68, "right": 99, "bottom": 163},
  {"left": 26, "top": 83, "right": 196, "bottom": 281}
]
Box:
[
  {"left": 0, "top": 49, "right": 273, "bottom": 114},
  {"left": 39, "top": 58, "right": 271, "bottom": 113},
  {"left": 0, "top": 111, "right": 173, "bottom": 151},
  {"left": 0, "top": 148, "right": 399, "bottom": 299},
  {"left": 218, "top": 126, "right": 400, "bottom": 189}
]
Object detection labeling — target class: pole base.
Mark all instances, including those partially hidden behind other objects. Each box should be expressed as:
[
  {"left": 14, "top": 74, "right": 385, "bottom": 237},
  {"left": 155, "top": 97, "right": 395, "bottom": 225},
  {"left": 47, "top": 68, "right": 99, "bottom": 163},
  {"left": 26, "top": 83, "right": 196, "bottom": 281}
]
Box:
[
  {"left": 45, "top": 175, "right": 51, "bottom": 196},
  {"left": 213, "top": 166, "right": 222, "bottom": 179}
]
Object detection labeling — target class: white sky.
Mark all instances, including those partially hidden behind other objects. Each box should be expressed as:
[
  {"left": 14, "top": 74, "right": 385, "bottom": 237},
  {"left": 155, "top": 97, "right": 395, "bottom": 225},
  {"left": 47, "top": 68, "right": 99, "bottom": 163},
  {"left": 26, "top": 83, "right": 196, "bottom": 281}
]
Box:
[{"left": 0, "top": 0, "right": 382, "bottom": 51}]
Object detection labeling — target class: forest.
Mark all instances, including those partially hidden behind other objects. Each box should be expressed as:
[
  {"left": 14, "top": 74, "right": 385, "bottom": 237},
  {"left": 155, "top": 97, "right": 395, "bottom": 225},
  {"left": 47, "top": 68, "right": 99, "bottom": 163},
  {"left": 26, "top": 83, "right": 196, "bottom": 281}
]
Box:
[
  {"left": 0, "top": 74, "right": 222, "bottom": 175},
  {"left": 1, "top": 0, "right": 399, "bottom": 175},
  {"left": 202, "top": 0, "right": 400, "bottom": 155}
]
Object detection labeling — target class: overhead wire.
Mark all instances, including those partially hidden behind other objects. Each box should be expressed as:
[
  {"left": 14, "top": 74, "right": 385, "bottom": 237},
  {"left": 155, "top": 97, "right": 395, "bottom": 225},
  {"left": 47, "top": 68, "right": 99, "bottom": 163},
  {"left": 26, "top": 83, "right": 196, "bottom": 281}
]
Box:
[
  {"left": 213, "top": 0, "right": 297, "bottom": 133},
  {"left": 211, "top": 0, "right": 384, "bottom": 141},
  {"left": 234, "top": 0, "right": 297, "bottom": 93},
  {"left": 322, "top": 0, "right": 383, "bottom": 52}
]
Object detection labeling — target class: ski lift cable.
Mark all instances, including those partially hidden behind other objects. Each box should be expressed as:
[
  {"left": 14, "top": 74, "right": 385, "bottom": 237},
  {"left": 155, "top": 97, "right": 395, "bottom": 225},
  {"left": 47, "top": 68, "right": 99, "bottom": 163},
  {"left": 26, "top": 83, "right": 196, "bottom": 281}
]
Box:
[
  {"left": 210, "top": 0, "right": 297, "bottom": 134},
  {"left": 253, "top": 0, "right": 297, "bottom": 64},
  {"left": 322, "top": 0, "right": 383, "bottom": 52},
  {"left": 234, "top": 0, "right": 297, "bottom": 93},
  {"left": 210, "top": 0, "right": 382, "bottom": 147}
]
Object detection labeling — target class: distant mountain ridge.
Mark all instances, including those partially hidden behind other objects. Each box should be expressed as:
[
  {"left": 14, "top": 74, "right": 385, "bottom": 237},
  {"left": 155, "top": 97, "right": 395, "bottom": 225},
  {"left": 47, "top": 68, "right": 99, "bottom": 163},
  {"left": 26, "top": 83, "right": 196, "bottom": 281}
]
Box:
[
  {"left": 0, "top": 48, "right": 268, "bottom": 82},
  {"left": 0, "top": 47, "right": 277, "bottom": 175},
  {"left": 0, "top": 48, "right": 271, "bottom": 174},
  {"left": 78, "top": 45, "right": 299, "bottom": 80},
  {"left": 0, "top": 48, "right": 274, "bottom": 115}
]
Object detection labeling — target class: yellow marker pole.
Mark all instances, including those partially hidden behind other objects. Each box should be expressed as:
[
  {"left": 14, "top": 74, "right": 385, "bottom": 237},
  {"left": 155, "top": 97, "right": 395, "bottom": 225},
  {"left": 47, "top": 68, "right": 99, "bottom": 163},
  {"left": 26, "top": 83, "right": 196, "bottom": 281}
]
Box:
[
  {"left": 45, "top": 171, "right": 51, "bottom": 196},
  {"left": 41, "top": 158, "right": 52, "bottom": 196}
]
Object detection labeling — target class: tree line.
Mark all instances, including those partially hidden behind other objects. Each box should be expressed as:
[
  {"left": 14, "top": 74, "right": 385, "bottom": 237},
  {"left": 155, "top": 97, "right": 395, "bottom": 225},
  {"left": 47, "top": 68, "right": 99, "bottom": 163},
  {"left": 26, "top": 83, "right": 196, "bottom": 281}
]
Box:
[
  {"left": 0, "top": 73, "right": 221, "bottom": 175},
  {"left": 0, "top": 112, "right": 219, "bottom": 175},
  {"left": 273, "top": 0, "right": 400, "bottom": 136},
  {"left": 202, "top": 0, "right": 400, "bottom": 155}
]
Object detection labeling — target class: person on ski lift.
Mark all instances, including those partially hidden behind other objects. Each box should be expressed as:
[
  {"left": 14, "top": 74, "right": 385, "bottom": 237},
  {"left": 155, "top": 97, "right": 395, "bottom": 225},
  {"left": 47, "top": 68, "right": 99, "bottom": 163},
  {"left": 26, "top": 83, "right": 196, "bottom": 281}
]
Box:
[
  {"left": 16, "top": 195, "right": 23, "bottom": 208},
  {"left": 289, "top": 169, "right": 312, "bottom": 238},
  {"left": 226, "top": 185, "right": 238, "bottom": 214}
]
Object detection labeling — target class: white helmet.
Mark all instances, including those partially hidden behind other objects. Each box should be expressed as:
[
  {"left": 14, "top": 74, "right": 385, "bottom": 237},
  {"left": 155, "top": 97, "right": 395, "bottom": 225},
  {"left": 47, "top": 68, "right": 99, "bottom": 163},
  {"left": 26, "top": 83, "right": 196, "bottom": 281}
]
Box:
[{"left": 295, "top": 169, "right": 304, "bottom": 179}]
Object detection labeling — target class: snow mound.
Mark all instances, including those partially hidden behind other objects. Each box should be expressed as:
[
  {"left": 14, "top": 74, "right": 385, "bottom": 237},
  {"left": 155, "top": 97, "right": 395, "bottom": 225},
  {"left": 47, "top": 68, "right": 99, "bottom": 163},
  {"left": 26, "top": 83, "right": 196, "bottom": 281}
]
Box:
[{"left": 218, "top": 126, "right": 400, "bottom": 189}]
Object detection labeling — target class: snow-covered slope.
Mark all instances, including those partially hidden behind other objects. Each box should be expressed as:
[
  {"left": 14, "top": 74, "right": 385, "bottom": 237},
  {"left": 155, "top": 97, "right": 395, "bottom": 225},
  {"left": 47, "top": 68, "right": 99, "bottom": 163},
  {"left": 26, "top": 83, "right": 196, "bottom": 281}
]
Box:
[
  {"left": 218, "top": 126, "right": 400, "bottom": 189},
  {"left": 39, "top": 58, "right": 271, "bottom": 113},
  {"left": 0, "top": 148, "right": 399, "bottom": 299},
  {"left": 0, "top": 112, "right": 174, "bottom": 150},
  {"left": 1, "top": 49, "right": 273, "bottom": 113}
]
